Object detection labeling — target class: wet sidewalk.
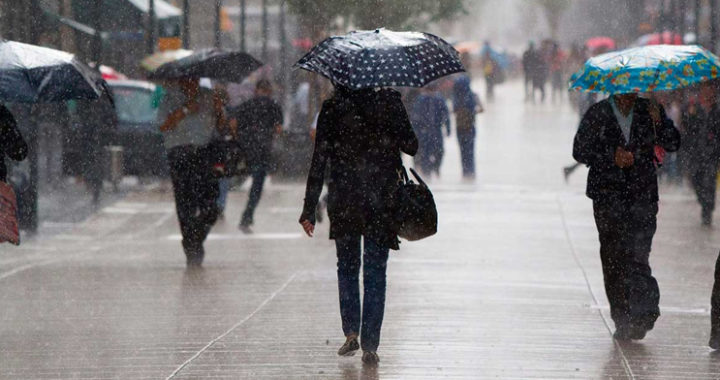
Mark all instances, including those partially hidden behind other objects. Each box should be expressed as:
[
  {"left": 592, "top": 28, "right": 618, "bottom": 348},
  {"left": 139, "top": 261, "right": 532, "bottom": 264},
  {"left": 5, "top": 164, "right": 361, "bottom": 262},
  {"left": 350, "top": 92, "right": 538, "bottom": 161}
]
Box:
[{"left": 1, "top": 81, "right": 719, "bottom": 379}]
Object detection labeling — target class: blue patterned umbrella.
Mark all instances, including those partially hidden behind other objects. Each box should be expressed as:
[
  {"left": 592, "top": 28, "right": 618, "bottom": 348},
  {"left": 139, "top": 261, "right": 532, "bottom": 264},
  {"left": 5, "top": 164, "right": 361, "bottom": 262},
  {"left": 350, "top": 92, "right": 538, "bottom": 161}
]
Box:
[
  {"left": 569, "top": 44, "right": 720, "bottom": 94},
  {"left": 294, "top": 29, "right": 464, "bottom": 89}
]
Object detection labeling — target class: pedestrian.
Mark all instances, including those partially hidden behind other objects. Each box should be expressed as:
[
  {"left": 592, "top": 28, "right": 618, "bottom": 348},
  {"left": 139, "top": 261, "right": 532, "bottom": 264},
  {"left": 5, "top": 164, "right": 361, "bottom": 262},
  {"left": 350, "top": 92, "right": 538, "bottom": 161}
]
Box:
[
  {"left": 159, "top": 78, "right": 224, "bottom": 267},
  {"left": 452, "top": 70, "right": 483, "bottom": 180},
  {"left": 681, "top": 82, "right": 720, "bottom": 225},
  {"left": 481, "top": 41, "right": 498, "bottom": 101},
  {"left": 229, "top": 79, "right": 283, "bottom": 233},
  {"left": 76, "top": 85, "right": 116, "bottom": 206},
  {"left": 549, "top": 42, "right": 566, "bottom": 104},
  {"left": 522, "top": 42, "right": 537, "bottom": 102},
  {"left": 410, "top": 84, "right": 450, "bottom": 177},
  {"left": 298, "top": 85, "right": 418, "bottom": 365},
  {"left": 0, "top": 104, "right": 28, "bottom": 183},
  {"left": 532, "top": 44, "right": 549, "bottom": 103},
  {"left": 573, "top": 93, "right": 681, "bottom": 341}
]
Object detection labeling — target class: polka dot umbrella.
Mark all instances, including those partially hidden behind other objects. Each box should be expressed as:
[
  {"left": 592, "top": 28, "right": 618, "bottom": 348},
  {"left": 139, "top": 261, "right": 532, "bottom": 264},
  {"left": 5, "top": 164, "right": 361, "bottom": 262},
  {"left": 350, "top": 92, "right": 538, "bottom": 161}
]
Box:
[{"left": 294, "top": 28, "right": 465, "bottom": 89}]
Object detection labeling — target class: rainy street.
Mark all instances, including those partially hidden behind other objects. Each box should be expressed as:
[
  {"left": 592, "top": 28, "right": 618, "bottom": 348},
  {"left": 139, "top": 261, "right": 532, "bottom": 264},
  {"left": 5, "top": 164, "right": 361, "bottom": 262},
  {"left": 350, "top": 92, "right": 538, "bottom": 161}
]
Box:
[
  {"left": 1, "top": 81, "right": 719, "bottom": 379},
  {"left": 5, "top": 1, "right": 720, "bottom": 379}
]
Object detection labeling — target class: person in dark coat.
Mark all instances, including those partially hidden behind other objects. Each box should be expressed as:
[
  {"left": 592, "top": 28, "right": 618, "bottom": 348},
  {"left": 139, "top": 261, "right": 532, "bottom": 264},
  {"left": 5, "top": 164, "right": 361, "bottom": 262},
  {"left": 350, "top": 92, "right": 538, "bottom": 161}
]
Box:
[
  {"left": 0, "top": 105, "right": 28, "bottom": 183},
  {"left": 682, "top": 83, "right": 720, "bottom": 225},
  {"left": 452, "top": 73, "right": 482, "bottom": 179},
  {"left": 299, "top": 86, "right": 418, "bottom": 365},
  {"left": 77, "top": 85, "right": 117, "bottom": 206},
  {"left": 573, "top": 93, "right": 680, "bottom": 341},
  {"left": 410, "top": 85, "right": 450, "bottom": 177},
  {"left": 229, "top": 79, "right": 283, "bottom": 232}
]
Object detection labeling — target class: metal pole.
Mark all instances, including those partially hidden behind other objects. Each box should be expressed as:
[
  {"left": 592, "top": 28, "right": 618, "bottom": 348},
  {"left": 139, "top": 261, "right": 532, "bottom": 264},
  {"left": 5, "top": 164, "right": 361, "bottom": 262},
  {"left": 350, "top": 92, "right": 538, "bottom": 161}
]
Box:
[
  {"left": 240, "top": 0, "right": 246, "bottom": 52},
  {"left": 679, "top": 0, "right": 687, "bottom": 35},
  {"left": 147, "top": 0, "right": 156, "bottom": 54},
  {"left": 696, "top": 0, "right": 701, "bottom": 36},
  {"left": 262, "top": 0, "right": 268, "bottom": 62},
  {"left": 92, "top": 0, "right": 102, "bottom": 64},
  {"left": 182, "top": 0, "right": 190, "bottom": 48},
  {"left": 712, "top": 0, "right": 718, "bottom": 53},
  {"left": 214, "top": 0, "right": 222, "bottom": 48},
  {"left": 279, "top": 0, "right": 287, "bottom": 104}
]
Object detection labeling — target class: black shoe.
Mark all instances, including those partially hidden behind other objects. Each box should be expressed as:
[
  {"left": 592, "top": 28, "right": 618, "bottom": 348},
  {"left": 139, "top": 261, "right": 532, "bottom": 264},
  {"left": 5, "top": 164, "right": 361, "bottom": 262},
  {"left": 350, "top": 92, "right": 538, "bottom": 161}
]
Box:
[
  {"left": 337, "top": 336, "right": 359, "bottom": 356},
  {"left": 613, "top": 326, "right": 631, "bottom": 341},
  {"left": 361, "top": 351, "right": 379, "bottom": 365},
  {"left": 628, "top": 325, "right": 648, "bottom": 340},
  {"left": 239, "top": 223, "right": 253, "bottom": 234},
  {"left": 710, "top": 328, "right": 720, "bottom": 349},
  {"left": 703, "top": 209, "right": 713, "bottom": 226},
  {"left": 185, "top": 246, "right": 205, "bottom": 267}
]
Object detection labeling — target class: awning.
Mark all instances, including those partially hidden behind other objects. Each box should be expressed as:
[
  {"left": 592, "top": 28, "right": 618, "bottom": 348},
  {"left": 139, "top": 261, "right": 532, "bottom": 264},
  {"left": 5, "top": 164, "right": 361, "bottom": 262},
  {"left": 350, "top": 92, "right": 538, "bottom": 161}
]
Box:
[{"left": 125, "top": 0, "right": 182, "bottom": 20}]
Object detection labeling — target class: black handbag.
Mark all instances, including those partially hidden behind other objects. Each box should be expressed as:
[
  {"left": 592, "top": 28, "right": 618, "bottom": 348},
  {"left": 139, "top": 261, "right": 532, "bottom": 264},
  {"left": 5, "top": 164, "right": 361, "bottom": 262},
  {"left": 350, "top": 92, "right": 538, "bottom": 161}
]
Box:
[
  {"left": 203, "top": 136, "right": 248, "bottom": 178},
  {"left": 396, "top": 166, "right": 438, "bottom": 241}
]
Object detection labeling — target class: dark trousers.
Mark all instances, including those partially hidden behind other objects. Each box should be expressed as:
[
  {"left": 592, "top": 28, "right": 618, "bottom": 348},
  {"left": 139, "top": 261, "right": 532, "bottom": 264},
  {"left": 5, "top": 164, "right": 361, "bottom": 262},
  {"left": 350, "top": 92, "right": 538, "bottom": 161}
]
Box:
[
  {"left": 457, "top": 128, "right": 476, "bottom": 178},
  {"left": 335, "top": 235, "right": 389, "bottom": 352},
  {"left": 240, "top": 168, "right": 267, "bottom": 226},
  {"left": 690, "top": 164, "right": 717, "bottom": 214},
  {"left": 168, "top": 146, "right": 219, "bottom": 256},
  {"left": 593, "top": 199, "right": 660, "bottom": 330},
  {"left": 712, "top": 252, "right": 720, "bottom": 332}
]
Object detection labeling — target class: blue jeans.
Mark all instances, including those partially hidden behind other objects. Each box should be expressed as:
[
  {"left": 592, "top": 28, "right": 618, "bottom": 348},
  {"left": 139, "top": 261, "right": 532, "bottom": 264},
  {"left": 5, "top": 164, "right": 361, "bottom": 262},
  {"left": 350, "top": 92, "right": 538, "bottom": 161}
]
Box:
[
  {"left": 335, "top": 235, "right": 389, "bottom": 352},
  {"left": 240, "top": 168, "right": 267, "bottom": 226},
  {"left": 457, "top": 128, "right": 476, "bottom": 177},
  {"left": 216, "top": 178, "right": 230, "bottom": 212}
]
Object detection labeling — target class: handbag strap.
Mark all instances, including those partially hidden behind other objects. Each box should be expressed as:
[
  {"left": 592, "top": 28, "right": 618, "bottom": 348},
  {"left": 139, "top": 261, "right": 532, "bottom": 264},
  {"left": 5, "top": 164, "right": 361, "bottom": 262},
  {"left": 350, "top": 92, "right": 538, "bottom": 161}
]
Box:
[{"left": 408, "top": 167, "right": 428, "bottom": 187}]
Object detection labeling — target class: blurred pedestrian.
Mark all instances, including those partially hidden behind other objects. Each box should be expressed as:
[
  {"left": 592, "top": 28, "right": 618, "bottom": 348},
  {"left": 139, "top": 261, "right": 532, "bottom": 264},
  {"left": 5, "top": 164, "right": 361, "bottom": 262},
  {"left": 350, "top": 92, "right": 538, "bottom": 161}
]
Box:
[
  {"left": 549, "top": 42, "right": 566, "bottom": 104},
  {"left": 76, "top": 85, "right": 116, "bottom": 206},
  {"left": 453, "top": 70, "right": 483, "bottom": 180},
  {"left": 532, "top": 44, "right": 549, "bottom": 103},
  {"left": 573, "top": 93, "right": 680, "bottom": 341},
  {"left": 159, "top": 78, "right": 224, "bottom": 267},
  {"left": 298, "top": 85, "right": 418, "bottom": 365},
  {"left": 522, "top": 42, "right": 537, "bottom": 102},
  {"left": 229, "top": 79, "right": 283, "bottom": 233},
  {"left": 410, "top": 84, "right": 450, "bottom": 177},
  {"left": 0, "top": 105, "right": 28, "bottom": 183},
  {"left": 481, "top": 41, "right": 499, "bottom": 101},
  {"left": 682, "top": 82, "right": 720, "bottom": 225}
]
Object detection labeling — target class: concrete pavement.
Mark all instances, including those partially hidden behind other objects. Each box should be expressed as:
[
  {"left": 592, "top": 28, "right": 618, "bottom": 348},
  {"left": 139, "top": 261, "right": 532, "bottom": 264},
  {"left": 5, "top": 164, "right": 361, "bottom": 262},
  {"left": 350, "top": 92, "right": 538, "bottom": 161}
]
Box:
[{"left": 1, "top": 81, "right": 719, "bottom": 379}]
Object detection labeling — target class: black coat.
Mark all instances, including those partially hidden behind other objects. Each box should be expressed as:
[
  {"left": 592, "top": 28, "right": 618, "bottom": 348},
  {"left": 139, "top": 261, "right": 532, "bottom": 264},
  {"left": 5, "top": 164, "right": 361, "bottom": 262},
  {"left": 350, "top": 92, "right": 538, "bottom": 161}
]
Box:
[
  {"left": 230, "top": 96, "right": 283, "bottom": 170},
  {"left": 573, "top": 97, "right": 680, "bottom": 202},
  {"left": 682, "top": 103, "right": 720, "bottom": 171},
  {"left": 0, "top": 105, "right": 27, "bottom": 182},
  {"left": 300, "top": 88, "right": 418, "bottom": 250}
]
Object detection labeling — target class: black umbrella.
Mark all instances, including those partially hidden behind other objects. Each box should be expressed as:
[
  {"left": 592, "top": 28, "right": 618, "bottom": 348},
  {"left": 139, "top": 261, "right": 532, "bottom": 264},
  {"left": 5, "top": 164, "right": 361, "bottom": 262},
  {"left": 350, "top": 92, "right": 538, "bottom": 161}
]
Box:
[
  {"left": 148, "top": 48, "right": 263, "bottom": 82},
  {"left": 294, "top": 29, "right": 465, "bottom": 89},
  {"left": 0, "top": 40, "right": 102, "bottom": 103}
]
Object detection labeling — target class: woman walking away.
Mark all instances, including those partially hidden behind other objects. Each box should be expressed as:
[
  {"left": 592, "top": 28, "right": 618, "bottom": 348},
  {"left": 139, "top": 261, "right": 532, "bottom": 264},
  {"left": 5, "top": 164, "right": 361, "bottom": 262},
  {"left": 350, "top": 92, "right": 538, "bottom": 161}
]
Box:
[{"left": 299, "top": 85, "right": 418, "bottom": 365}]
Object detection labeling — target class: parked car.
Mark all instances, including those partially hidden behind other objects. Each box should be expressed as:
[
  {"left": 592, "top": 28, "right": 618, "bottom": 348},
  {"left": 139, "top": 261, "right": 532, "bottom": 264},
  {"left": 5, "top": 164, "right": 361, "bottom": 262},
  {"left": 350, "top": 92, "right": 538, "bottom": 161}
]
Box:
[{"left": 63, "top": 79, "right": 168, "bottom": 178}]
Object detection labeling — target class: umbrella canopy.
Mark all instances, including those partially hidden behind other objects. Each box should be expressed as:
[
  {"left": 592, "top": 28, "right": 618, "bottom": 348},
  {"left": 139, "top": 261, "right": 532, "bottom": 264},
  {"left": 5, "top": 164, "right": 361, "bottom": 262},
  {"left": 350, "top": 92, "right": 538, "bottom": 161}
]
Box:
[
  {"left": 294, "top": 29, "right": 464, "bottom": 89},
  {"left": 0, "top": 40, "right": 102, "bottom": 103},
  {"left": 585, "top": 36, "right": 616, "bottom": 53},
  {"left": 635, "top": 31, "right": 683, "bottom": 46},
  {"left": 148, "top": 48, "right": 262, "bottom": 83},
  {"left": 140, "top": 49, "right": 193, "bottom": 72},
  {"left": 569, "top": 44, "right": 720, "bottom": 94},
  {"left": 454, "top": 41, "right": 481, "bottom": 54}
]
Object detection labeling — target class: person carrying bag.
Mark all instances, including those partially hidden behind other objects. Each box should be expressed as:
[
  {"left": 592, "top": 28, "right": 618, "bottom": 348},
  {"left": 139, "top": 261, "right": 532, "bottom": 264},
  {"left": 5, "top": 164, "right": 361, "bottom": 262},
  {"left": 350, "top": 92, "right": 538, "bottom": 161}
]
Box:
[{"left": 0, "top": 104, "right": 28, "bottom": 245}]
